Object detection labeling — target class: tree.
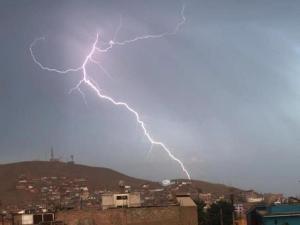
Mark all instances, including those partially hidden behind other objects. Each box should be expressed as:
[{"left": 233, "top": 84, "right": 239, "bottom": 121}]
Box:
[
  {"left": 195, "top": 200, "right": 208, "bottom": 225},
  {"left": 207, "top": 201, "right": 234, "bottom": 225}
]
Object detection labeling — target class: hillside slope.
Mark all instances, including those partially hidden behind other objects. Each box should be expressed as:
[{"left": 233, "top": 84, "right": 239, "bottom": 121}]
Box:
[
  {"left": 0, "top": 161, "right": 243, "bottom": 206},
  {"left": 0, "top": 161, "right": 157, "bottom": 206}
]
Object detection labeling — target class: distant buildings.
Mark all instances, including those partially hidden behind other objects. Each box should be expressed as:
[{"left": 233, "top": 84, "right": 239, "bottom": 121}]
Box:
[
  {"left": 9, "top": 170, "right": 293, "bottom": 225},
  {"left": 199, "top": 193, "right": 212, "bottom": 205},
  {"left": 243, "top": 190, "right": 264, "bottom": 203},
  {"left": 263, "top": 193, "right": 284, "bottom": 205},
  {"left": 14, "top": 175, "right": 91, "bottom": 209},
  {"left": 234, "top": 203, "right": 244, "bottom": 214},
  {"left": 9, "top": 193, "right": 197, "bottom": 225}
]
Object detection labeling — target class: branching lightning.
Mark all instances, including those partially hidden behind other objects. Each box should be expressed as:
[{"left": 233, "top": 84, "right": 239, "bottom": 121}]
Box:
[{"left": 29, "top": 5, "right": 191, "bottom": 180}]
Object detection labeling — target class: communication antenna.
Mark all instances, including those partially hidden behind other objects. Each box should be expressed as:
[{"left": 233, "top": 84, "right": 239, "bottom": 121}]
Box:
[{"left": 50, "top": 147, "right": 54, "bottom": 161}]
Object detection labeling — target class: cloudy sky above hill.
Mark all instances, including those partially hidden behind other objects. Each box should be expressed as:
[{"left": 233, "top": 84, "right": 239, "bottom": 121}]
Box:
[{"left": 1, "top": 0, "right": 300, "bottom": 195}]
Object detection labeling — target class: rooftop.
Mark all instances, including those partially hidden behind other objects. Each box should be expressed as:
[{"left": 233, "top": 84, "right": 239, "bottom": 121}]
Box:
[{"left": 176, "top": 196, "right": 196, "bottom": 207}]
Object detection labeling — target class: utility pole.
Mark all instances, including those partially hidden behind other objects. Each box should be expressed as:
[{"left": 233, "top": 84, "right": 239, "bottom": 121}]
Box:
[
  {"left": 220, "top": 208, "right": 224, "bottom": 225},
  {"left": 230, "top": 194, "right": 235, "bottom": 225},
  {"left": 50, "top": 147, "right": 54, "bottom": 161},
  {"left": 232, "top": 211, "right": 235, "bottom": 225},
  {"left": 0, "top": 200, "right": 3, "bottom": 225}
]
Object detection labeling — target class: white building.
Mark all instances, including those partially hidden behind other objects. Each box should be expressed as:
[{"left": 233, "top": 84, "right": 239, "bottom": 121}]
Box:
[
  {"left": 234, "top": 203, "right": 244, "bottom": 214},
  {"left": 247, "top": 197, "right": 264, "bottom": 203},
  {"left": 101, "top": 192, "right": 141, "bottom": 209},
  {"left": 13, "top": 213, "right": 55, "bottom": 225}
]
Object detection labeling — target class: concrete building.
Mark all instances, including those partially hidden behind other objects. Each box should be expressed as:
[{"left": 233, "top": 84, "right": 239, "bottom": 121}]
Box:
[
  {"left": 57, "top": 197, "right": 198, "bottom": 225},
  {"left": 13, "top": 213, "right": 60, "bottom": 225},
  {"left": 234, "top": 203, "right": 244, "bottom": 214},
  {"left": 247, "top": 197, "right": 264, "bottom": 203},
  {"left": 243, "top": 190, "right": 264, "bottom": 203},
  {"left": 176, "top": 195, "right": 197, "bottom": 207},
  {"left": 101, "top": 192, "right": 141, "bottom": 209},
  {"left": 247, "top": 204, "right": 300, "bottom": 225}
]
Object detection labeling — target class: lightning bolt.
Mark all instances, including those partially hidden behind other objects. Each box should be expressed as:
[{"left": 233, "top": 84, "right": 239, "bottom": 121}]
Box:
[{"left": 29, "top": 5, "right": 191, "bottom": 180}]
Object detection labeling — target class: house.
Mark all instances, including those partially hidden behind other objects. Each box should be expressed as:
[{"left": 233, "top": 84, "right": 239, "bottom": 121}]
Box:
[
  {"left": 101, "top": 192, "right": 141, "bottom": 209},
  {"left": 199, "top": 193, "right": 212, "bottom": 205},
  {"left": 13, "top": 212, "right": 62, "bottom": 225},
  {"left": 243, "top": 190, "right": 264, "bottom": 203},
  {"left": 176, "top": 195, "right": 197, "bottom": 207},
  {"left": 247, "top": 204, "right": 300, "bottom": 225},
  {"left": 234, "top": 203, "right": 244, "bottom": 214}
]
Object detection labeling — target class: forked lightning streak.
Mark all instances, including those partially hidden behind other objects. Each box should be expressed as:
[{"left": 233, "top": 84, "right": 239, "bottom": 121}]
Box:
[{"left": 29, "top": 5, "right": 191, "bottom": 180}]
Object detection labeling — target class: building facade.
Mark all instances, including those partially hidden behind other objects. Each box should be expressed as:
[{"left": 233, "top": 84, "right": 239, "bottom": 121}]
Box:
[
  {"left": 57, "top": 202, "right": 198, "bottom": 225},
  {"left": 247, "top": 204, "right": 300, "bottom": 225},
  {"left": 101, "top": 193, "right": 141, "bottom": 209},
  {"left": 13, "top": 213, "right": 62, "bottom": 225}
]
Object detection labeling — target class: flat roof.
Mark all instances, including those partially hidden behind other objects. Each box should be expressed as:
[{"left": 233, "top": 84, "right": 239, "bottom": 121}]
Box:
[{"left": 176, "top": 197, "right": 196, "bottom": 207}]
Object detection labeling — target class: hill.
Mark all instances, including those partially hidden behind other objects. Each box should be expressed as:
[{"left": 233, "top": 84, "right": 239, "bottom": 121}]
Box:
[
  {"left": 0, "top": 161, "right": 244, "bottom": 206},
  {"left": 0, "top": 161, "right": 158, "bottom": 206}
]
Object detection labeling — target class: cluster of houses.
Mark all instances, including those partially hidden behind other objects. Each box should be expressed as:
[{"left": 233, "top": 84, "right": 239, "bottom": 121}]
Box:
[
  {"left": 8, "top": 176, "right": 300, "bottom": 225},
  {"left": 15, "top": 175, "right": 92, "bottom": 208},
  {"left": 13, "top": 176, "right": 287, "bottom": 213}
]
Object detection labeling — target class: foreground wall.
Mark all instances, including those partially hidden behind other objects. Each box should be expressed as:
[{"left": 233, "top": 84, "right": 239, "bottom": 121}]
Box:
[{"left": 56, "top": 206, "right": 197, "bottom": 225}]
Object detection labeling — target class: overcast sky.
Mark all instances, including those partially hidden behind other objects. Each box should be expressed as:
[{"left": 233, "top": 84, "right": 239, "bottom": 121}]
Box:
[{"left": 1, "top": 0, "right": 300, "bottom": 195}]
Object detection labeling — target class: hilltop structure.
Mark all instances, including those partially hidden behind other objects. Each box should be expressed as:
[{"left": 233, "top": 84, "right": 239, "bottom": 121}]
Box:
[{"left": 49, "top": 147, "right": 60, "bottom": 162}]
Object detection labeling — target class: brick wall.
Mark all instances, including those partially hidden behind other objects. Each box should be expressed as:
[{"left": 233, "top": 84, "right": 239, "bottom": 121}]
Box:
[{"left": 56, "top": 206, "right": 197, "bottom": 225}]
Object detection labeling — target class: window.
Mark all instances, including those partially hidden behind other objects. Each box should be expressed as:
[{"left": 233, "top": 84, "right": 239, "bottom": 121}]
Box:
[
  {"left": 43, "top": 214, "right": 54, "bottom": 222},
  {"left": 33, "top": 215, "right": 43, "bottom": 225},
  {"left": 116, "top": 195, "right": 128, "bottom": 200}
]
